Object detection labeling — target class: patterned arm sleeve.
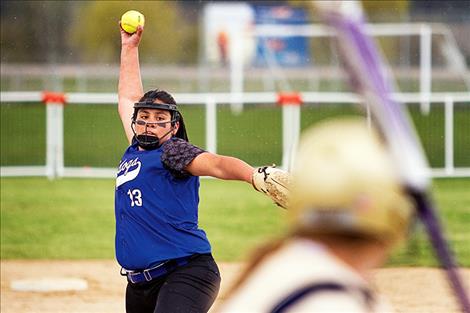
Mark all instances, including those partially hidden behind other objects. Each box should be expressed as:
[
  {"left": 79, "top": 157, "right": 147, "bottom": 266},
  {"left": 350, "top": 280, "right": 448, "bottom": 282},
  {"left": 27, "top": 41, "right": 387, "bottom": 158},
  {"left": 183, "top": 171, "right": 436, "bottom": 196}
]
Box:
[{"left": 161, "top": 138, "right": 206, "bottom": 179}]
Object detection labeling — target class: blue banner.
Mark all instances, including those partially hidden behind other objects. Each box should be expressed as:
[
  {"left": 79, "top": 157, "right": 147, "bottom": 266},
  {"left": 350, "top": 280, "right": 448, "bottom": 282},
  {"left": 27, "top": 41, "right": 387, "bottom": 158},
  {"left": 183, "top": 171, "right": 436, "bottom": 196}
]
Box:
[{"left": 253, "top": 5, "right": 310, "bottom": 67}]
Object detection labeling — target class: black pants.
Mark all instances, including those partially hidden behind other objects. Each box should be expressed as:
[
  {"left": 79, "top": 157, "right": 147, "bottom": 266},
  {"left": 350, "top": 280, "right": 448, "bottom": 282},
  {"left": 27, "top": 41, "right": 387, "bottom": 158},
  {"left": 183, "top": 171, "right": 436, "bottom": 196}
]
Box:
[{"left": 125, "top": 254, "right": 221, "bottom": 313}]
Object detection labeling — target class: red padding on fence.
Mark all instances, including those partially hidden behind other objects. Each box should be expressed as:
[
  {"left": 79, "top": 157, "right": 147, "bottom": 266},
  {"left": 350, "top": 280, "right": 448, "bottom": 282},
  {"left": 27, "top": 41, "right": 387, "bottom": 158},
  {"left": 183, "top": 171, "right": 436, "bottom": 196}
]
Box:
[
  {"left": 41, "top": 91, "right": 67, "bottom": 105},
  {"left": 277, "top": 92, "right": 302, "bottom": 106}
]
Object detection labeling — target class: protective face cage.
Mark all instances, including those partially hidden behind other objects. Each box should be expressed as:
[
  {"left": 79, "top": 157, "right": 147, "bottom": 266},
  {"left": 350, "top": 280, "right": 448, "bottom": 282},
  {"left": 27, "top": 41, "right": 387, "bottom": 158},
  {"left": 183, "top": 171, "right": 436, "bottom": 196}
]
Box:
[{"left": 131, "top": 100, "right": 188, "bottom": 150}]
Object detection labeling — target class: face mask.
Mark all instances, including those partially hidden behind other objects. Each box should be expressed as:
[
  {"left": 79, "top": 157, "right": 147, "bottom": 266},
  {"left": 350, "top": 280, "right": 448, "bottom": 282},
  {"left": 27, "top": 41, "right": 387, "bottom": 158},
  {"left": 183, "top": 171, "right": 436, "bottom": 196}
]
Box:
[{"left": 132, "top": 119, "right": 176, "bottom": 150}]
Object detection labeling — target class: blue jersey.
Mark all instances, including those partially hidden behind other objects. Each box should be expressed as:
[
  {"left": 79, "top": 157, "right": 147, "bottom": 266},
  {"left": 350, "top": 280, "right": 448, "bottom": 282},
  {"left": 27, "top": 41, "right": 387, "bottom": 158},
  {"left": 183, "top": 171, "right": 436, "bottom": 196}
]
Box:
[{"left": 115, "top": 139, "right": 211, "bottom": 270}]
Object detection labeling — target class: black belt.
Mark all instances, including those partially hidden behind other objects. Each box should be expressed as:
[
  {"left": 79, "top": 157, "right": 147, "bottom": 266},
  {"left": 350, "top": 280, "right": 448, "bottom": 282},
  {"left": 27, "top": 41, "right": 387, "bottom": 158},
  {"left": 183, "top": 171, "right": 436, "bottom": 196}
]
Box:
[{"left": 121, "top": 254, "right": 198, "bottom": 284}]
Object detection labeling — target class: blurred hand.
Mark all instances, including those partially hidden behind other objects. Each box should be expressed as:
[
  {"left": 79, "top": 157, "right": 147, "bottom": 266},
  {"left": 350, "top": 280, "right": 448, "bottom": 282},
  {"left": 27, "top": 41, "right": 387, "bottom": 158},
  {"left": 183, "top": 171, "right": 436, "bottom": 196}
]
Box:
[{"left": 120, "top": 22, "right": 143, "bottom": 48}]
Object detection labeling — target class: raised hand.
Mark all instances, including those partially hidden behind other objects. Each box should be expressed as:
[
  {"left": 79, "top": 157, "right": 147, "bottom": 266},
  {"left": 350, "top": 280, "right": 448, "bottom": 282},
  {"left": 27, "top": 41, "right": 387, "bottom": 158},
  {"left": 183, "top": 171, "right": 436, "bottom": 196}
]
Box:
[{"left": 120, "top": 22, "right": 143, "bottom": 48}]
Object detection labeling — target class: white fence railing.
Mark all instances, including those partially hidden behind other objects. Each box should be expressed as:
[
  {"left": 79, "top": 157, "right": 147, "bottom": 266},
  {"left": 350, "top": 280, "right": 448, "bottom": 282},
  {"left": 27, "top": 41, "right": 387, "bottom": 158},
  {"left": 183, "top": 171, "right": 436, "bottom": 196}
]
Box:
[
  {"left": 1, "top": 91, "right": 469, "bottom": 179},
  {"left": 223, "top": 22, "right": 470, "bottom": 113}
]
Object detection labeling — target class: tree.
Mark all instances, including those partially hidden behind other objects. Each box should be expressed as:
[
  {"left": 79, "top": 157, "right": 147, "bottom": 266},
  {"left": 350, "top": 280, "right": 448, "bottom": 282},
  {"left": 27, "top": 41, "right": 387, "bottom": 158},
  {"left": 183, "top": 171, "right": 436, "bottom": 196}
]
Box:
[
  {"left": 1, "top": 1, "right": 73, "bottom": 63},
  {"left": 69, "top": 1, "right": 195, "bottom": 64}
]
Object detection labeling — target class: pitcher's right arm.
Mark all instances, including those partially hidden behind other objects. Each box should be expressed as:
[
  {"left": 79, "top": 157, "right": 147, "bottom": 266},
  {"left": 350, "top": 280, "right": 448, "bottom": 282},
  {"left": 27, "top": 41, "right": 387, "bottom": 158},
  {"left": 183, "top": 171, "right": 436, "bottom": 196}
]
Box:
[{"left": 118, "top": 24, "right": 144, "bottom": 144}]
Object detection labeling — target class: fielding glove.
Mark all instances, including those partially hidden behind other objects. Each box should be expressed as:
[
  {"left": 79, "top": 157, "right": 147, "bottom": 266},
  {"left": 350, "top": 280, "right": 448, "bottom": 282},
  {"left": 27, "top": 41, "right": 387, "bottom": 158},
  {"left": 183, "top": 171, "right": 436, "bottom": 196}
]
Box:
[{"left": 252, "top": 165, "right": 291, "bottom": 209}]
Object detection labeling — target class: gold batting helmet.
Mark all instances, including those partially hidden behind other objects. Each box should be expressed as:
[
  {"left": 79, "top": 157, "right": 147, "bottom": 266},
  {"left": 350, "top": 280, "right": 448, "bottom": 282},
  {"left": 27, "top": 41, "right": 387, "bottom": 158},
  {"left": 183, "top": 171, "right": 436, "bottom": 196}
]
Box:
[{"left": 289, "top": 118, "right": 414, "bottom": 244}]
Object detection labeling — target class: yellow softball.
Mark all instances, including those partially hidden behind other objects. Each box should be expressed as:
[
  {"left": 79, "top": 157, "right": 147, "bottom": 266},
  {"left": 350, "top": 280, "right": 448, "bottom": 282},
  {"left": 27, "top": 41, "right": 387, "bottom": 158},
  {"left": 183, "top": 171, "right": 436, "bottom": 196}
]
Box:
[{"left": 120, "top": 10, "right": 145, "bottom": 34}]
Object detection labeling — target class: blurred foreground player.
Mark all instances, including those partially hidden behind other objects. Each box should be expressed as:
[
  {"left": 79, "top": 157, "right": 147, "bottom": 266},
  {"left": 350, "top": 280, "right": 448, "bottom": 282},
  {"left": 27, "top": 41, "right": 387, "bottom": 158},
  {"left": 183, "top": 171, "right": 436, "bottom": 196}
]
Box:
[{"left": 219, "top": 118, "right": 415, "bottom": 313}]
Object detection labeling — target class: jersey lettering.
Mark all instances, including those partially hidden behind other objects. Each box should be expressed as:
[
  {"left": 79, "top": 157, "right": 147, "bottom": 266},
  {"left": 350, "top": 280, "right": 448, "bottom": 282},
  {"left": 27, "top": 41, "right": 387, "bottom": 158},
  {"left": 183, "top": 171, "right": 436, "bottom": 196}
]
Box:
[{"left": 116, "top": 157, "right": 142, "bottom": 187}]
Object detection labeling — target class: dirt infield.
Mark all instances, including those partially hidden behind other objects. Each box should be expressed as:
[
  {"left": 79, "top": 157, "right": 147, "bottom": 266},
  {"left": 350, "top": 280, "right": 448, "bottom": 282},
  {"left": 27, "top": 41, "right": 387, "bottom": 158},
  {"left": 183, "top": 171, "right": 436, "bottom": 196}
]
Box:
[{"left": 1, "top": 260, "right": 468, "bottom": 313}]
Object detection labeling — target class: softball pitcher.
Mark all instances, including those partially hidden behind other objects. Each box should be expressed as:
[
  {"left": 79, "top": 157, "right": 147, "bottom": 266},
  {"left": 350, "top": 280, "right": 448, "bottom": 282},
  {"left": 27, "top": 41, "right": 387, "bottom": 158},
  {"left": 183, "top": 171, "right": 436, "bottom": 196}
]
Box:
[
  {"left": 219, "top": 118, "right": 415, "bottom": 313},
  {"left": 116, "top": 23, "right": 289, "bottom": 313}
]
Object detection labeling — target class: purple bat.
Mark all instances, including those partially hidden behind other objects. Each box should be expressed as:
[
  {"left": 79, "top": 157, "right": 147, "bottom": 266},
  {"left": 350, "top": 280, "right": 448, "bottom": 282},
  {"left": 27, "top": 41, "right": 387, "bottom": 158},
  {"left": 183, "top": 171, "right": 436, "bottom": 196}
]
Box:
[{"left": 315, "top": 2, "right": 470, "bottom": 312}]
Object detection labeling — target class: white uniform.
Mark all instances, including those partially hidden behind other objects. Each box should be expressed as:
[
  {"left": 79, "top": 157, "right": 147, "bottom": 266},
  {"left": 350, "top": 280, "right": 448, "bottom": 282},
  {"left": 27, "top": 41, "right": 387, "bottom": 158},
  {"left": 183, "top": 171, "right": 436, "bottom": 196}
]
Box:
[{"left": 219, "top": 239, "right": 393, "bottom": 313}]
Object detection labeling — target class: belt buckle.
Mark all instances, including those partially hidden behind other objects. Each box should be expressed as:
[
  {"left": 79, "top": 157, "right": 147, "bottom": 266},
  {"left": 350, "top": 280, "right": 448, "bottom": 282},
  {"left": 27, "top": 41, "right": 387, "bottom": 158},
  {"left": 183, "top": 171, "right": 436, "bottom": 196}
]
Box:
[
  {"left": 127, "top": 272, "right": 138, "bottom": 284},
  {"left": 143, "top": 269, "right": 152, "bottom": 282},
  {"left": 122, "top": 268, "right": 139, "bottom": 284},
  {"left": 127, "top": 274, "right": 137, "bottom": 284}
]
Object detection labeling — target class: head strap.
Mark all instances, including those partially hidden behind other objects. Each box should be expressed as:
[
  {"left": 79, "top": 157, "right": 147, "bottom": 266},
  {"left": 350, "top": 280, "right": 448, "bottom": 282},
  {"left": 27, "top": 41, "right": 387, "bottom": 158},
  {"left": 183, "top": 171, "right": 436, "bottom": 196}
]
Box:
[{"left": 133, "top": 100, "right": 178, "bottom": 112}]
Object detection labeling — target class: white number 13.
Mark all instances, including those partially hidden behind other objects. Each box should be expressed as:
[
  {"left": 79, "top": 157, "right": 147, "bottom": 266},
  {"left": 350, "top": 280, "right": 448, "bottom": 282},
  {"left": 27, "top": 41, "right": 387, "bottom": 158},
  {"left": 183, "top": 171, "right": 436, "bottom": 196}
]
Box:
[{"left": 127, "top": 189, "right": 143, "bottom": 207}]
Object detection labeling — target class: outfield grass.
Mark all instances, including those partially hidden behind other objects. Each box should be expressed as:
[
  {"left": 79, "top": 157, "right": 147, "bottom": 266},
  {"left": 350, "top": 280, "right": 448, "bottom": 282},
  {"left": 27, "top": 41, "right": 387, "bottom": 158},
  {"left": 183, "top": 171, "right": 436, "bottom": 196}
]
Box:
[
  {"left": 1, "top": 177, "right": 469, "bottom": 266},
  {"left": 389, "top": 178, "right": 470, "bottom": 267},
  {"left": 1, "top": 103, "right": 469, "bottom": 168}
]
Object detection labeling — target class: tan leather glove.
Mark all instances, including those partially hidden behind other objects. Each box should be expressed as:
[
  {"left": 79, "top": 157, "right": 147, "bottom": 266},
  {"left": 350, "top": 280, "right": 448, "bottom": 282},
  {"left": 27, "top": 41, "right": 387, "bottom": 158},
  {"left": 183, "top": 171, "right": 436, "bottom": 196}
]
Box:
[{"left": 252, "top": 165, "right": 291, "bottom": 209}]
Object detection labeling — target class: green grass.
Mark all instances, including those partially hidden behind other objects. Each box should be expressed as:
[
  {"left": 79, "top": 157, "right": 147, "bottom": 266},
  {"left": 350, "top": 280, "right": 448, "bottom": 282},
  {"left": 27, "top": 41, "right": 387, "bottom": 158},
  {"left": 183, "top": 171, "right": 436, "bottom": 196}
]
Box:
[
  {"left": 0, "top": 178, "right": 115, "bottom": 259},
  {"left": 1, "top": 177, "right": 469, "bottom": 266},
  {"left": 408, "top": 104, "right": 470, "bottom": 168},
  {"left": 0, "top": 177, "right": 286, "bottom": 261},
  {"left": 2, "top": 102, "right": 469, "bottom": 167},
  {"left": 0, "top": 103, "right": 47, "bottom": 165},
  {"left": 388, "top": 178, "right": 470, "bottom": 267}
]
